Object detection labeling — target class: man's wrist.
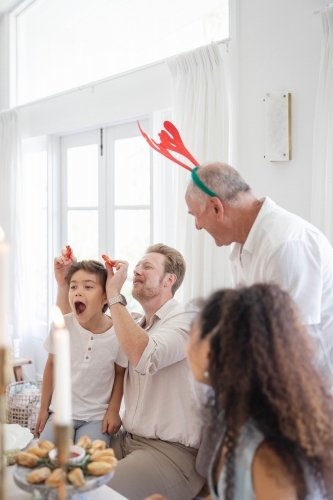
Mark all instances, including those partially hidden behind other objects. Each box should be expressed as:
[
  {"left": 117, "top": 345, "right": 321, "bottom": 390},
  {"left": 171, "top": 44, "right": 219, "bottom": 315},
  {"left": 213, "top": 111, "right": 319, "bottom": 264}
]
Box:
[
  {"left": 107, "top": 289, "right": 121, "bottom": 299},
  {"left": 108, "top": 294, "right": 127, "bottom": 307}
]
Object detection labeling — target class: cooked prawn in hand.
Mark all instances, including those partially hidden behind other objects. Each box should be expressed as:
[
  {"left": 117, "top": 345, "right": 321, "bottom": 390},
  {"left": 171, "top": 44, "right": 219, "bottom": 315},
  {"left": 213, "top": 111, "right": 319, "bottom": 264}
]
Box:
[
  {"left": 102, "top": 254, "right": 115, "bottom": 267},
  {"left": 65, "top": 245, "right": 72, "bottom": 260}
]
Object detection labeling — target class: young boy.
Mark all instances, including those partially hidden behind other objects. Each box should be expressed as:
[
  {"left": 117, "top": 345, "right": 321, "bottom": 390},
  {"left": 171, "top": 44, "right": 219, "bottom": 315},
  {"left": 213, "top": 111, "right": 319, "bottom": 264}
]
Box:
[{"left": 35, "top": 259, "right": 127, "bottom": 445}]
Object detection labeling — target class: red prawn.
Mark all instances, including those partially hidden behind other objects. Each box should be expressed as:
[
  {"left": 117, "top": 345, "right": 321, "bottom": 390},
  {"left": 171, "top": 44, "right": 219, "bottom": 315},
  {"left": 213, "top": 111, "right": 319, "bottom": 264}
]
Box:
[
  {"left": 65, "top": 245, "right": 72, "bottom": 260},
  {"left": 102, "top": 254, "right": 115, "bottom": 267}
]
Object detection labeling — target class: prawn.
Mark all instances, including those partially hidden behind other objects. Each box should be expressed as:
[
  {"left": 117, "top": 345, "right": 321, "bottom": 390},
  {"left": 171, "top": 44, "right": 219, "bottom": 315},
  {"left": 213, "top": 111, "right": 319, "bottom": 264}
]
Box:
[
  {"left": 65, "top": 245, "right": 72, "bottom": 260},
  {"left": 102, "top": 254, "right": 115, "bottom": 267}
]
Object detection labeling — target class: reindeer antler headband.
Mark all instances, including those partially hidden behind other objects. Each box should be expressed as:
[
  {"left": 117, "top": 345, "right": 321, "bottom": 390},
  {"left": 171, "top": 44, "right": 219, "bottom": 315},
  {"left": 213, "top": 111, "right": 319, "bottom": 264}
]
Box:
[{"left": 137, "top": 120, "right": 218, "bottom": 197}]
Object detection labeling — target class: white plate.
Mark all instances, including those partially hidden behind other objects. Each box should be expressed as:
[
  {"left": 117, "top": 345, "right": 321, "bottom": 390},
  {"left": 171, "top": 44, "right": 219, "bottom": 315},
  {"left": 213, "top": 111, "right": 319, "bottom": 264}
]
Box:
[
  {"left": 14, "top": 465, "right": 115, "bottom": 499},
  {"left": 2, "top": 424, "right": 33, "bottom": 451}
]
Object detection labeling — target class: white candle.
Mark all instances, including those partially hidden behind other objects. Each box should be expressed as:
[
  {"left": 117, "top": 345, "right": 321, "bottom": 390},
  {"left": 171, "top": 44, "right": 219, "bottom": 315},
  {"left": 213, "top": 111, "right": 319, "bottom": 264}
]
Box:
[
  {"left": 0, "top": 227, "right": 10, "bottom": 347},
  {"left": 52, "top": 306, "right": 72, "bottom": 425}
]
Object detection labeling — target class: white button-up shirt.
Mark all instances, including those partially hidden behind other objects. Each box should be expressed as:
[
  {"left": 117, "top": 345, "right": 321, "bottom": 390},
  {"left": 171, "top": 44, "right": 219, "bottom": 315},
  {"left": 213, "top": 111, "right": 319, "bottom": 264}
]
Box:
[
  {"left": 122, "top": 298, "right": 202, "bottom": 449},
  {"left": 230, "top": 197, "right": 333, "bottom": 382}
]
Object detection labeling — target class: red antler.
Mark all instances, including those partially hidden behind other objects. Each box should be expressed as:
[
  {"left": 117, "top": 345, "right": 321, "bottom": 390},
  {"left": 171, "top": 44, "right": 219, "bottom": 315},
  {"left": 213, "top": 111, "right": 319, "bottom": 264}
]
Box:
[{"left": 138, "top": 121, "right": 199, "bottom": 172}]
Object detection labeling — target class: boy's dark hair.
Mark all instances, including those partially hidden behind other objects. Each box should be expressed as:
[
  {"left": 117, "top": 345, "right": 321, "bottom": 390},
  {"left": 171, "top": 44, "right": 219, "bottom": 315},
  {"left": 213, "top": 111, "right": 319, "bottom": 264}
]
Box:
[{"left": 65, "top": 260, "right": 108, "bottom": 313}]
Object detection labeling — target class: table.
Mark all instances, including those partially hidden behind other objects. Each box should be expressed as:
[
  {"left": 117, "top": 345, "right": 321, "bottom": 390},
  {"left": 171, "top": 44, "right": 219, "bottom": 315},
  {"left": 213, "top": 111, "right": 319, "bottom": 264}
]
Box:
[
  {"left": 11, "top": 357, "right": 33, "bottom": 382},
  {"left": 5, "top": 465, "right": 128, "bottom": 500}
]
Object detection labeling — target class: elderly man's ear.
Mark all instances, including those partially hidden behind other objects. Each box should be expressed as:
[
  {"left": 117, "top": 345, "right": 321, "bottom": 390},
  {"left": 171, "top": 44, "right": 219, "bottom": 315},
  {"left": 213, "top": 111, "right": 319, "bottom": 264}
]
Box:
[{"left": 210, "top": 197, "right": 224, "bottom": 220}]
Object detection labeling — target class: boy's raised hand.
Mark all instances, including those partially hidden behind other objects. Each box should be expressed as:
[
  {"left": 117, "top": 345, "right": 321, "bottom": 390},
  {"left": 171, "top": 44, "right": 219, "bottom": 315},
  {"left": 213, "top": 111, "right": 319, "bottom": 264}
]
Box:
[{"left": 54, "top": 246, "right": 77, "bottom": 286}]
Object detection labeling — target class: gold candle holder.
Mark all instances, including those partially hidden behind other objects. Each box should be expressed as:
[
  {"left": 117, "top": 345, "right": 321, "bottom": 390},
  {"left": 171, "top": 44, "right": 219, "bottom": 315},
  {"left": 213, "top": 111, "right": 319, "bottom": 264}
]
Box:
[
  {"left": 0, "top": 346, "right": 12, "bottom": 500},
  {"left": 54, "top": 423, "right": 71, "bottom": 500}
]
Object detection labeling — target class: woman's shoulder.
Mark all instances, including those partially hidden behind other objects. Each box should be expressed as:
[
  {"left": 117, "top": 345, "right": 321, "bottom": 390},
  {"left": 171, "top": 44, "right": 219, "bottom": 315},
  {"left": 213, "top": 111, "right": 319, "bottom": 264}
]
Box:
[{"left": 252, "top": 442, "right": 298, "bottom": 500}]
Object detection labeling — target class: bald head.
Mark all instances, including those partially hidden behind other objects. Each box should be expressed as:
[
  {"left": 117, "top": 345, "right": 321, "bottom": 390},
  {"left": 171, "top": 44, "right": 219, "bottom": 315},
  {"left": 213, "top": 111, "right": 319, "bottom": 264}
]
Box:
[{"left": 186, "top": 162, "right": 250, "bottom": 210}]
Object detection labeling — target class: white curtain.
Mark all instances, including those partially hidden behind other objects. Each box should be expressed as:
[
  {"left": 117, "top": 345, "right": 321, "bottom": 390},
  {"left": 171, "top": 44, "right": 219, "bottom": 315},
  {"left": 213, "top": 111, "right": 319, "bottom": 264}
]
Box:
[
  {"left": 311, "top": 7, "right": 333, "bottom": 242},
  {"left": 167, "top": 43, "right": 232, "bottom": 301},
  {"left": 0, "top": 110, "right": 35, "bottom": 378}
]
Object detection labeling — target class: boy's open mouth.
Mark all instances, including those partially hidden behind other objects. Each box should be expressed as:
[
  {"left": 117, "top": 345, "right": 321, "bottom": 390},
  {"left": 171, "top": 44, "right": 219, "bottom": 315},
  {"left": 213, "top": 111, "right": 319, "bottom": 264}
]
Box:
[{"left": 75, "top": 301, "right": 86, "bottom": 315}]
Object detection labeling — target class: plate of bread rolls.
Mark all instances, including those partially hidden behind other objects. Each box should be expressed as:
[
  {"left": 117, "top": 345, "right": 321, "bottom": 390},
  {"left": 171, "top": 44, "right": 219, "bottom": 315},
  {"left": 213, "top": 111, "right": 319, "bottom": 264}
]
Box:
[{"left": 13, "top": 435, "right": 117, "bottom": 499}]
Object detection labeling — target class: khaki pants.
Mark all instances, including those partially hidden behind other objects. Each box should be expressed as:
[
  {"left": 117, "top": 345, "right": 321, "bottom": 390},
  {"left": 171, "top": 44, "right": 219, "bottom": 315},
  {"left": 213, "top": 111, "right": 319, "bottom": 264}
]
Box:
[{"left": 107, "top": 431, "right": 205, "bottom": 500}]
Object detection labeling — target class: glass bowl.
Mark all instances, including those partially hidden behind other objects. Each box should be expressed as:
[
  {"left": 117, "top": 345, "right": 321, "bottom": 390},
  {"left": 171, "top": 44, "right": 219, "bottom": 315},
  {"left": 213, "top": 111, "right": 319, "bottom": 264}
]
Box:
[{"left": 49, "top": 445, "right": 85, "bottom": 465}]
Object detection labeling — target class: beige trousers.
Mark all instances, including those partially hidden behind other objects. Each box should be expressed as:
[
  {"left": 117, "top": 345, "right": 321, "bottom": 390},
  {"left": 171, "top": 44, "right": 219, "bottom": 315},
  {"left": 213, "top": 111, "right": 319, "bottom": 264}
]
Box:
[{"left": 107, "top": 431, "right": 205, "bottom": 500}]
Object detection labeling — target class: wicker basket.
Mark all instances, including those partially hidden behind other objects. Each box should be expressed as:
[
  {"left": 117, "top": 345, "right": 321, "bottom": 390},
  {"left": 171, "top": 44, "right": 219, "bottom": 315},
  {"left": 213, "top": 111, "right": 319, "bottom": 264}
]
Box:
[{"left": 6, "top": 381, "right": 42, "bottom": 431}]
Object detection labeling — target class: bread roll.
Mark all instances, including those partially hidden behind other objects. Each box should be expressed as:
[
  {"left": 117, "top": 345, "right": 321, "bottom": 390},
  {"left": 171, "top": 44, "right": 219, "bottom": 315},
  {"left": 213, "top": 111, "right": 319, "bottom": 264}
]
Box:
[
  {"left": 67, "top": 467, "right": 86, "bottom": 486},
  {"left": 26, "top": 446, "right": 49, "bottom": 458},
  {"left": 26, "top": 467, "right": 52, "bottom": 484},
  {"left": 88, "top": 440, "right": 106, "bottom": 454},
  {"left": 87, "top": 461, "right": 116, "bottom": 475},
  {"left": 90, "top": 449, "right": 115, "bottom": 461},
  {"left": 45, "top": 468, "right": 66, "bottom": 487},
  {"left": 76, "top": 435, "right": 92, "bottom": 450},
  {"left": 38, "top": 440, "right": 55, "bottom": 452},
  {"left": 16, "top": 452, "right": 39, "bottom": 468}
]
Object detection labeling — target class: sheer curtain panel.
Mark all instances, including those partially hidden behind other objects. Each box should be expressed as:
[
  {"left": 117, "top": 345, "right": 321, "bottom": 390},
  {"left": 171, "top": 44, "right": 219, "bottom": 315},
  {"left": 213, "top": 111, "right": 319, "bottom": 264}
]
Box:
[
  {"left": 0, "top": 110, "right": 35, "bottom": 378},
  {"left": 167, "top": 43, "right": 232, "bottom": 301},
  {"left": 311, "top": 6, "right": 333, "bottom": 242}
]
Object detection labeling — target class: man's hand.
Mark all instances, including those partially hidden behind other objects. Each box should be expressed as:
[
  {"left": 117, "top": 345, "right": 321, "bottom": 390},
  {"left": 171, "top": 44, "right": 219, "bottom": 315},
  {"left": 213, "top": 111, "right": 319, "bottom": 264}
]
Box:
[
  {"left": 34, "top": 408, "right": 49, "bottom": 438},
  {"left": 105, "top": 260, "right": 129, "bottom": 297},
  {"left": 54, "top": 248, "right": 77, "bottom": 286},
  {"left": 102, "top": 409, "right": 122, "bottom": 435}
]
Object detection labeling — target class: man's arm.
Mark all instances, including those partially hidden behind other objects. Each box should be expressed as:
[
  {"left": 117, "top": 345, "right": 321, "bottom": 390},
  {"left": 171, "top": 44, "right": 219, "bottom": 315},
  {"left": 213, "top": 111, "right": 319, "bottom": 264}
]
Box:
[
  {"left": 102, "top": 363, "right": 126, "bottom": 435},
  {"left": 107, "top": 303, "right": 149, "bottom": 367},
  {"left": 134, "top": 311, "right": 195, "bottom": 375},
  {"left": 35, "top": 354, "right": 54, "bottom": 437},
  {"left": 105, "top": 260, "right": 149, "bottom": 367},
  {"left": 105, "top": 260, "right": 194, "bottom": 371}
]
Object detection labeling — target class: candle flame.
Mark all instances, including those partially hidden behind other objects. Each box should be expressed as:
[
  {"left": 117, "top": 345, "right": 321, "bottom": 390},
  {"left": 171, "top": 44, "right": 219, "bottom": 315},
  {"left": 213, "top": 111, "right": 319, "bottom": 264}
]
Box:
[
  {"left": 52, "top": 306, "right": 65, "bottom": 328},
  {"left": 0, "top": 226, "right": 5, "bottom": 242}
]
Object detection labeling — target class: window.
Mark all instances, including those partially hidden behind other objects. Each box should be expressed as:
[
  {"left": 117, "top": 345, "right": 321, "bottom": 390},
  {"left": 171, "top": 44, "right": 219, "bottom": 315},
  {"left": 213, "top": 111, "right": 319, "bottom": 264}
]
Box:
[
  {"left": 21, "top": 136, "right": 50, "bottom": 337},
  {"left": 12, "top": 0, "right": 229, "bottom": 105},
  {"left": 61, "top": 131, "right": 100, "bottom": 261},
  {"left": 60, "top": 120, "right": 151, "bottom": 312}
]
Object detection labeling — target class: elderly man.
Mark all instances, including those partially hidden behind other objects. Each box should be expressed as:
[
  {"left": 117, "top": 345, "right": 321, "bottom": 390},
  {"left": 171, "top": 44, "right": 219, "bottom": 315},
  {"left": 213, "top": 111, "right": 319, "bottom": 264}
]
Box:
[
  {"left": 185, "top": 162, "right": 333, "bottom": 383},
  {"left": 55, "top": 243, "right": 204, "bottom": 500}
]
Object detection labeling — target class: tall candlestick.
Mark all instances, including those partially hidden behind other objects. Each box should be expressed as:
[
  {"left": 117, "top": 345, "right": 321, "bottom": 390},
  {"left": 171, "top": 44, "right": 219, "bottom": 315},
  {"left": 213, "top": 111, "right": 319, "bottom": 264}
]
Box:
[
  {"left": 52, "top": 306, "right": 72, "bottom": 425},
  {"left": 52, "top": 307, "right": 72, "bottom": 500}
]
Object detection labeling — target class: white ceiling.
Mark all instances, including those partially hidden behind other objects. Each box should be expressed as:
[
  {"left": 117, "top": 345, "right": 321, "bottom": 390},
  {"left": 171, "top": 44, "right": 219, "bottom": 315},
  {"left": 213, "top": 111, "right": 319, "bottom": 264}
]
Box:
[{"left": 0, "top": 0, "right": 24, "bottom": 16}]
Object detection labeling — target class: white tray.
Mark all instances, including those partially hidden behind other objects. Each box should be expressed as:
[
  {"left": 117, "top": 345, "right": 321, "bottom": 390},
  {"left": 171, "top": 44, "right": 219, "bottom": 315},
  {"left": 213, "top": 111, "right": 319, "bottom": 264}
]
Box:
[{"left": 14, "top": 464, "right": 114, "bottom": 500}]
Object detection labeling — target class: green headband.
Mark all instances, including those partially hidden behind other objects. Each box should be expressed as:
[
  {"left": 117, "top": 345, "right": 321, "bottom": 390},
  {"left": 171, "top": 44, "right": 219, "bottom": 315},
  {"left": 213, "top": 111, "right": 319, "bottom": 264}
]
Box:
[{"left": 191, "top": 167, "right": 218, "bottom": 197}]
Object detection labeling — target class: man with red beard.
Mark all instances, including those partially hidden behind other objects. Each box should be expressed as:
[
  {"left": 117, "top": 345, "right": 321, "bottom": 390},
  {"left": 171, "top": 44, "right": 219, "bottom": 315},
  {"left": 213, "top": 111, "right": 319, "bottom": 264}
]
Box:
[{"left": 55, "top": 243, "right": 204, "bottom": 500}]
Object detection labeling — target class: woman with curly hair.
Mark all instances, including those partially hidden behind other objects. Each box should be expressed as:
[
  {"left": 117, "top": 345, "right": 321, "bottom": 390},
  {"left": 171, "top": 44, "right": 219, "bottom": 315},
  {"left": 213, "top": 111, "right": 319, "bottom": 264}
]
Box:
[{"left": 145, "top": 284, "right": 333, "bottom": 500}]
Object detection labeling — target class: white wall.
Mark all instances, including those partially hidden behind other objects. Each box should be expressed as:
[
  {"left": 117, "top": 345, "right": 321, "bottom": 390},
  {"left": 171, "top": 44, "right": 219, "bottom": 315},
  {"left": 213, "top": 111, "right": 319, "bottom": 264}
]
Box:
[
  {"left": 17, "top": 62, "right": 171, "bottom": 137},
  {"left": 232, "top": 0, "right": 324, "bottom": 221}
]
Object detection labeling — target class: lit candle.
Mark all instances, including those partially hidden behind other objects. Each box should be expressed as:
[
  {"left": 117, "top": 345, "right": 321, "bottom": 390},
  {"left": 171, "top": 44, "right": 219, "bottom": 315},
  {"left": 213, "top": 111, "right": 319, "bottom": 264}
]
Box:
[
  {"left": 0, "top": 227, "right": 10, "bottom": 347},
  {"left": 52, "top": 306, "right": 72, "bottom": 425}
]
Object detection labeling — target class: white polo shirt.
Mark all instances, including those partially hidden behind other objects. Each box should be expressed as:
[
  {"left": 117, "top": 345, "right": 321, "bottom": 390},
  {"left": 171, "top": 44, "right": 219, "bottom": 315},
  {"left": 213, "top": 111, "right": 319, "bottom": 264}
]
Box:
[
  {"left": 44, "top": 312, "right": 128, "bottom": 421},
  {"left": 229, "top": 197, "right": 333, "bottom": 382}
]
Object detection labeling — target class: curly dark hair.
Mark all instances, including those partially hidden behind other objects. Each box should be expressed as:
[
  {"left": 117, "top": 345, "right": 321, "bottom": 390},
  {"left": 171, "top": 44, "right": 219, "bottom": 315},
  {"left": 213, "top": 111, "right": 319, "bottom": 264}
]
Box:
[{"left": 198, "top": 284, "right": 333, "bottom": 500}]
